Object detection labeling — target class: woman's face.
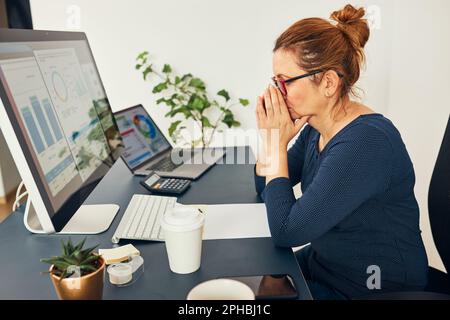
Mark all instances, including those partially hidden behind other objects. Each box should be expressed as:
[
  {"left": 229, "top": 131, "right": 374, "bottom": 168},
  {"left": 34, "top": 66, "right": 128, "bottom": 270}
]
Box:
[{"left": 272, "top": 49, "right": 324, "bottom": 120}]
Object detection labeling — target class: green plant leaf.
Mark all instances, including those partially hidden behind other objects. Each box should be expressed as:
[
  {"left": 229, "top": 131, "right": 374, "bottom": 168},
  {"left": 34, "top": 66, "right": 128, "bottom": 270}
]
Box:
[
  {"left": 59, "top": 269, "right": 68, "bottom": 281},
  {"left": 80, "top": 244, "right": 99, "bottom": 257},
  {"left": 73, "top": 250, "right": 83, "bottom": 262},
  {"left": 165, "top": 107, "right": 189, "bottom": 118},
  {"left": 74, "top": 237, "right": 87, "bottom": 252},
  {"left": 136, "top": 51, "right": 149, "bottom": 61},
  {"left": 175, "top": 76, "right": 181, "bottom": 85},
  {"left": 156, "top": 98, "right": 166, "bottom": 105},
  {"left": 222, "top": 108, "right": 232, "bottom": 115},
  {"left": 152, "top": 82, "right": 168, "bottom": 93},
  {"left": 61, "top": 240, "right": 68, "bottom": 256},
  {"left": 239, "top": 98, "right": 249, "bottom": 106},
  {"left": 201, "top": 116, "right": 213, "bottom": 128},
  {"left": 191, "top": 96, "right": 205, "bottom": 111},
  {"left": 167, "top": 98, "right": 177, "bottom": 108},
  {"left": 164, "top": 109, "right": 175, "bottom": 117},
  {"left": 61, "top": 256, "right": 79, "bottom": 266},
  {"left": 222, "top": 111, "right": 238, "bottom": 128},
  {"left": 168, "top": 120, "right": 182, "bottom": 137},
  {"left": 49, "top": 261, "right": 73, "bottom": 271},
  {"left": 80, "top": 255, "right": 100, "bottom": 266},
  {"left": 162, "top": 64, "right": 172, "bottom": 73},
  {"left": 80, "top": 265, "right": 98, "bottom": 272},
  {"left": 158, "top": 98, "right": 175, "bottom": 108},
  {"left": 40, "top": 257, "right": 67, "bottom": 265},
  {"left": 67, "top": 238, "right": 74, "bottom": 253},
  {"left": 181, "top": 73, "right": 193, "bottom": 82},
  {"left": 189, "top": 78, "right": 206, "bottom": 90},
  {"left": 217, "top": 89, "right": 230, "bottom": 102},
  {"left": 143, "top": 65, "right": 153, "bottom": 80},
  {"left": 203, "top": 98, "right": 211, "bottom": 110},
  {"left": 135, "top": 64, "right": 142, "bottom": 70}
]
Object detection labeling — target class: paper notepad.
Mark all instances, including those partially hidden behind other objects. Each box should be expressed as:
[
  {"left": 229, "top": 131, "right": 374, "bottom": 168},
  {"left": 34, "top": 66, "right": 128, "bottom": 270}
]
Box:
[
  {"left": 188, "top": 203, "right": 271, "bottom": 240},
  {"left": 99, "top": 244, "right": 140, "bottom": 264}
]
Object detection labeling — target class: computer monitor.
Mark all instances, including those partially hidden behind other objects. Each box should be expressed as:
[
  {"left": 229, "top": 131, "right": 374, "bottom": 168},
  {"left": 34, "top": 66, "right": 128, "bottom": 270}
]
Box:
[{"left": 0, "top": 29, "right": 123, "bottom": 234}]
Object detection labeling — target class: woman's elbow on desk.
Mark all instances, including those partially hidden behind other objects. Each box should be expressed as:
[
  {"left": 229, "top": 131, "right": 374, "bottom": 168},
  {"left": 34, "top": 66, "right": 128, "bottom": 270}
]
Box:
[
  {"left": 270, "top": 230, "right": 310, "bottom": 248},
  {"left": 268, "top": 222, "right": 312, "bottom": 248}
]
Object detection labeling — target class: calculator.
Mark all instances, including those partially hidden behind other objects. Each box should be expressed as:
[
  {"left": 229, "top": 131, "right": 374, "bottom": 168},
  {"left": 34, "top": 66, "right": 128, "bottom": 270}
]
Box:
[{"left": 140, "top": 172, "right": 191, "bottom": 195}]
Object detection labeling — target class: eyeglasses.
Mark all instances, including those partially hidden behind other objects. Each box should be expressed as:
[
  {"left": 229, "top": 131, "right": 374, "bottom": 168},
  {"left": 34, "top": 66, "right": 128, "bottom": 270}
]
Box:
[
  {"left": 272, "top": 70, "right": 343, "bottom": 96},
  {"left": 272, "top": 70, "right": 323, "bottom": 96}
]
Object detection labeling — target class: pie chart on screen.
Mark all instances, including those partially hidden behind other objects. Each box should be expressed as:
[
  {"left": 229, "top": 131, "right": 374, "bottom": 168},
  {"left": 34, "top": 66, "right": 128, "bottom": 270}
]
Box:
[
  {"left": 51, "top": 71, "right": 68, "bottom": 102},
  {"left": 133, "top": 114, "right": 156, "bottom": 139}
]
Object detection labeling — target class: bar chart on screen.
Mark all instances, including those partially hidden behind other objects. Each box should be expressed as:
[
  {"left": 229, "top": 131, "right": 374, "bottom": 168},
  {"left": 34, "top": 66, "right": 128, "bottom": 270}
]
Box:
[{"left": 0, "top": 57, "right": 78, "bottom": 196}]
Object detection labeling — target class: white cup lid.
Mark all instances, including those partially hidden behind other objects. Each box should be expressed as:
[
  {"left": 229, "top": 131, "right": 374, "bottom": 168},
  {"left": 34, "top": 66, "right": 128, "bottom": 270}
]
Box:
[{"left": 161, "top": 206, "right": 204, "bottom": 232}]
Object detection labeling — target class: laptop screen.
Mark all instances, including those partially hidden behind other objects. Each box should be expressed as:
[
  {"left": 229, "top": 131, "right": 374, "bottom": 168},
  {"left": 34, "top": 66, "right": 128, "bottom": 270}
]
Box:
[{"left": 114, "top": 105, "right": 171, "bottom": 169}]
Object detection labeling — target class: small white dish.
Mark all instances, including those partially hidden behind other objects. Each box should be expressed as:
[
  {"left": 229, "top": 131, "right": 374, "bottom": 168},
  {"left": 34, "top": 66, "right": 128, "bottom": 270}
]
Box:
[{"left": 187, "top": 278, "right": 255, "bottom": 300}]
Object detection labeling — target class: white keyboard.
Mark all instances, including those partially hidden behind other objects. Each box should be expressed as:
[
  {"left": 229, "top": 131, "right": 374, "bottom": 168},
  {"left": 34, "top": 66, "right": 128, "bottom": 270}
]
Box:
[{"left": 112, "top": 194, "right": 177, "bottom": 243}]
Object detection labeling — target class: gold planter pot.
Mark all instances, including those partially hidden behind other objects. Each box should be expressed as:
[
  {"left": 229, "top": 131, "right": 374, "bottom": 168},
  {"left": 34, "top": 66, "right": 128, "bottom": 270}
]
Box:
[{"left": 49, "top": 257, "right": 105, "bottom": 300}]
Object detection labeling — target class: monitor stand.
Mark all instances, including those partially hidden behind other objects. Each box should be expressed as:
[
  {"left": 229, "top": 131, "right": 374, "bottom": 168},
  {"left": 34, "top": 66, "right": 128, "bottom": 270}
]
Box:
[{"left": 23, "top": 198, "right": 119, "bottom": 234}]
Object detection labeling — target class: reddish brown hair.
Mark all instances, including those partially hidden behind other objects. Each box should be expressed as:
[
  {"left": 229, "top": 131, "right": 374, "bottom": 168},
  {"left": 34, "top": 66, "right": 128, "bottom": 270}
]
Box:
[{"left": 274, "top": 4, "right": 370, "bottom": 98}]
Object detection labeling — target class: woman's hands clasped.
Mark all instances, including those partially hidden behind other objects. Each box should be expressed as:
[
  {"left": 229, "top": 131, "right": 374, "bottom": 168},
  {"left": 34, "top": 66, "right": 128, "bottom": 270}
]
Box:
[
  {"left": 255, "top": 85, "right": 309, "bottom": 177},
  {"left": 256, "top": 85, "right": 309, "bottom": 156}
]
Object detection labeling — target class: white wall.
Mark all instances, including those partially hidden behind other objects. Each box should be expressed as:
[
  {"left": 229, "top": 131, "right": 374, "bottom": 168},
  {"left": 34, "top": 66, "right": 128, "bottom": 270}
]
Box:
[
  {"left": 28, "top": 0, "right": 449, "bottom": 271},
  {"left": 30, "top": 0, "right": 393, "bottom": 141},
  {"left": 386, "top": 0, "right": 450, "bottom": 272}
]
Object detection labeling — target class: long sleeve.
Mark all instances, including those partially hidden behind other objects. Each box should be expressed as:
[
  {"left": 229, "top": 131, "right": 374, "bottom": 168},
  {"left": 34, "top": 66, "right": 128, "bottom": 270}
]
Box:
[
  {"left": 254, "top": 126, "right": 311, "bottom": 197},
  {"left": 263, "top": 126, "right": 393, "bottom": 247}
]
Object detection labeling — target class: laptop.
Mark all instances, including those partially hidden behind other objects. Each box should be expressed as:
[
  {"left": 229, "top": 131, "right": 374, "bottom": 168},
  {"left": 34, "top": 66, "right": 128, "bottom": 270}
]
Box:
[{"left": 114, "top": 104, "right": 225, "bottom": 179}]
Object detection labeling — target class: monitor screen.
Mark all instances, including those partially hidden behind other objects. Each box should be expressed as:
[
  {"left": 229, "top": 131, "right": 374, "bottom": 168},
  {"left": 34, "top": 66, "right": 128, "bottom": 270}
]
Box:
[
  {"left": 0, "top": 30, "right": 122, "bottom": 226},
  {"left": 115, "top": 105, "right": 171, "bottom": 170}
]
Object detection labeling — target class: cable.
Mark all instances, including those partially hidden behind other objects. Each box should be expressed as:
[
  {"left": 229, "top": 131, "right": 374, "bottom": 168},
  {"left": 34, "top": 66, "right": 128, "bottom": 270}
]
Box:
[
  {"left": 12, "top": 181, "right": 28, "bottom": 211},
  {"left": 15, "top": 180, "right": 25, "bottom": 199},
  {"left": 12, "top": 191, "right": 28, "bottom": 211},
  {"left": 13, "top": 181, "right": 44, "bottom": 233}
]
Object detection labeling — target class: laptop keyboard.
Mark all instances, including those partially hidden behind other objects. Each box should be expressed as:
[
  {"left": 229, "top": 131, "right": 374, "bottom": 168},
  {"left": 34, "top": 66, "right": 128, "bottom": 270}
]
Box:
[{"left": 153, "top": 157, "right": 180, "bottom": 172}]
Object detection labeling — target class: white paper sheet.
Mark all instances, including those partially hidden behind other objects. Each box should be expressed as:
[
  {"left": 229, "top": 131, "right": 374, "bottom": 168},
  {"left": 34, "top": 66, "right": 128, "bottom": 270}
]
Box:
[{"left": 190, "top": 203, "right": 271, "bottom": 240}]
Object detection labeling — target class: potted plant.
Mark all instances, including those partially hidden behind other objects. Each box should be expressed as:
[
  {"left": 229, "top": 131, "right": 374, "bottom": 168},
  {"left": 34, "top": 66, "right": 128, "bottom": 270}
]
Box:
[
  {"left": 135, "top": 51, "right": 249, "bottom": 147},
  {"left": 41, "top": 238, "right": 105, "bottom": 300}
]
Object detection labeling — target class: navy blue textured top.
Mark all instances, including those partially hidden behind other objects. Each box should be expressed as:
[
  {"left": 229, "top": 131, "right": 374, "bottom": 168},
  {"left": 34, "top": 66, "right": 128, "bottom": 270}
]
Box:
[{"left": 255, "top": 114, "right": 428, "bottom": 298}]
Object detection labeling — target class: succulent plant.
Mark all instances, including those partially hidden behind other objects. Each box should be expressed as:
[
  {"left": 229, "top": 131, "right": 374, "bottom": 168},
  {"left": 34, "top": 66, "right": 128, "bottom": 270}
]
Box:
[{"left": 41, "top": 238, "right": 100, "bottom": 280}]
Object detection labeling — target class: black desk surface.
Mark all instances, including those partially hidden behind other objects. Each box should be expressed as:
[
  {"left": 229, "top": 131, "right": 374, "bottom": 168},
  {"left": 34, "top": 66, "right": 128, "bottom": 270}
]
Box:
[{"left": 0, "top": 146, "right": 312, "bottom": 300}]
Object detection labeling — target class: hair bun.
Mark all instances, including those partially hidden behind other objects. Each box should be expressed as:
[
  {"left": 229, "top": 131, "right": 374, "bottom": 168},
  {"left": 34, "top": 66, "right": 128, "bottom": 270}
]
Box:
[
  {"left": 331, "top": 4, "right": 365, "bottom": 24},
  {"left": 330, "top": 4, "right": 370, "bottom": 49}
]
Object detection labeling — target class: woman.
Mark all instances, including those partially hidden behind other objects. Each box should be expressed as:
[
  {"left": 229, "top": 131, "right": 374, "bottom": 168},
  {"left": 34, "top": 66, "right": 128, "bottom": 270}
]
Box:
[{"left": 255, "top": 4, "right": 428, "bottom": 300}]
